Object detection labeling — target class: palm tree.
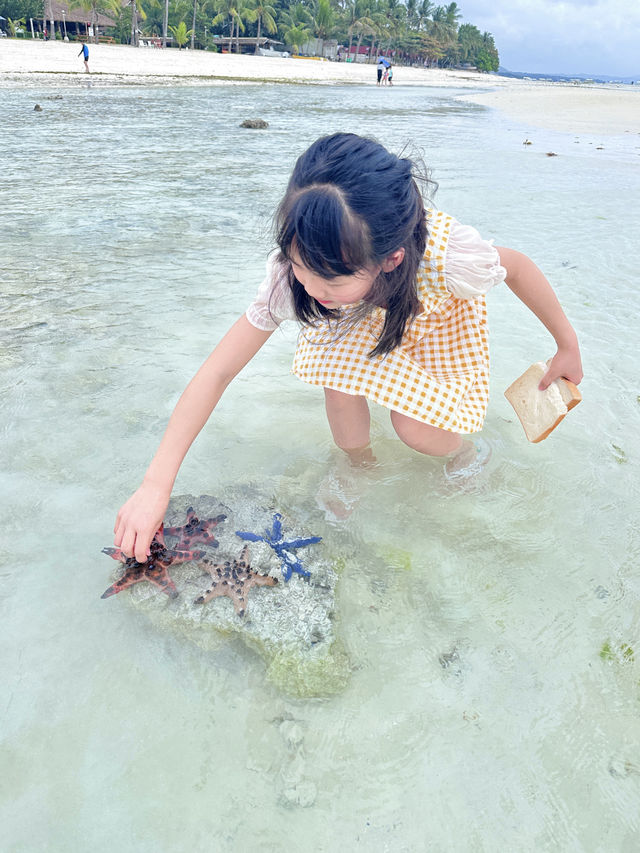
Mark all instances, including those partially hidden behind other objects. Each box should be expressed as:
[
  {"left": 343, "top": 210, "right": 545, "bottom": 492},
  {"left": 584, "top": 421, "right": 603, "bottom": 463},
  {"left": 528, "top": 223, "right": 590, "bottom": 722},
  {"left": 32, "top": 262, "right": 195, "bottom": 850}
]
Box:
[
  {"left": 429, "top": 6, "right": 449, "bottom": 43},
  {"left": 353, "top": 13, "right": 375, "bottom": 63},
  {"left": 406, "top": 0, "right": 418, "bottom": 30},
  {"left": 233, "top": 3, "right": 247, "bottom": 52},
  {"left": 246, "top": 0, "right": 277, "bottom": 54},
  {"left": 282, "top": 23, "right": 311, "bottom": 53},
  {"left": 417, "top": 0, "right": 434, "bottom": 32},
  {"left": 163, "top": 0, "right": 169, "bottom": 47},
  {"left": 191, "top": 0, "right": 197, "bottom": 49},
  {"left": 169, "top": 20, "right": 193, "bottom": 47},
  {"left": 444, "top": 1, "right": 461, "bottom": 30},
  {"left": 213, "top": 0, "right": 247, "bottom": 51},
  {"left": 78, "top": 0, "right": 109, "bottom": 44},
  {"left": 313, "top": 0, "right": 335, "bottom": 42},
  {"left": 279, "top": 2, "right": 313, "bottom": 53}
]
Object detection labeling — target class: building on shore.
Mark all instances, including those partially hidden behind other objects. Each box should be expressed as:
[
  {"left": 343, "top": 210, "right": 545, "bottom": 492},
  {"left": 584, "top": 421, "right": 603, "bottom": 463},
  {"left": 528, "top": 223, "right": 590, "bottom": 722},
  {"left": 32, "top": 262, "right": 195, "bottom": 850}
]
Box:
[
  {"left": 40, "top": 1, "right": 117, "bottom": 41},
  {"left": 211, "top": 36, "right": 284, "bottom": 55}
]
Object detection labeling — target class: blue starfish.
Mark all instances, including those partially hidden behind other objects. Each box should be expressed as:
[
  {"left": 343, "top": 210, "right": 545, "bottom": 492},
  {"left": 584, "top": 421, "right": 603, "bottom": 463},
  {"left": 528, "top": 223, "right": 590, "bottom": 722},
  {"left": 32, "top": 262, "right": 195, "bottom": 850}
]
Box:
[{"left": 235, "top": 513, "right": 322, "bottom": 581}]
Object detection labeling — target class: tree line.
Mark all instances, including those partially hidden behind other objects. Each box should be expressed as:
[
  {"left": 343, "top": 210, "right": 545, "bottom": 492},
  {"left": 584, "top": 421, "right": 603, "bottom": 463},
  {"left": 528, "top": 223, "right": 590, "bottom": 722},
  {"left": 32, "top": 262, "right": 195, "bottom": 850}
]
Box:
[{"left": 1, "top": 0, "right": 499, "bottom": 69}]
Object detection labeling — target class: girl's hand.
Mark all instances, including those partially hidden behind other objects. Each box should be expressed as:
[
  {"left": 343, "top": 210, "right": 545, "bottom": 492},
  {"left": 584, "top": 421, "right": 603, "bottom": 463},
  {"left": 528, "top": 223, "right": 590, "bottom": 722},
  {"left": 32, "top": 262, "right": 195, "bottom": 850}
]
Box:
[
  {"left": 113, "top": 481, "right": 171, "bottom": 564},
  {"left": 539, "top": 346, "right": 583, "bottom": 390}
]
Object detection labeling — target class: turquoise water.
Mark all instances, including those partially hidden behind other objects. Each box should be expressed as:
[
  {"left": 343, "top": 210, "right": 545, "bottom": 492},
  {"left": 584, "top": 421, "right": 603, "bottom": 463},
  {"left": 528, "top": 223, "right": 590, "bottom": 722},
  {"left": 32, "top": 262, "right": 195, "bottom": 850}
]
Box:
[{"left": 2, "top": 81, "right": 639, "bottom": 851}]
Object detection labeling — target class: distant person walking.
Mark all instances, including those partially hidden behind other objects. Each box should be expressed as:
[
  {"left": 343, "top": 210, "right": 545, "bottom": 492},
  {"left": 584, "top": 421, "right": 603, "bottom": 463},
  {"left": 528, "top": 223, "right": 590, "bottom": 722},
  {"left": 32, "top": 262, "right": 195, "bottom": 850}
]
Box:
[
  {"left": 78, "top": 42, "right": 90, "bottom": 73},
  {"left": 377, "top": 57, "right": 385, "bottom": 85},
  {"left": 388, "top": 64, "right": 393, "bottom": 86}
]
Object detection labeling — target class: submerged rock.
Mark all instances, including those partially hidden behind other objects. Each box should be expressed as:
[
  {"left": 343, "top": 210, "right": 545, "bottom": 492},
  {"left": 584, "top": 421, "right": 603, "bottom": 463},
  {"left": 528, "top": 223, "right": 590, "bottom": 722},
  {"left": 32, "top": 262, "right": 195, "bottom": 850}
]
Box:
[
  {"left": 240, "top": 118, "right": 269, "bottom": 129},
  {"left": 104, "top": 489, "right": 349, "bottom": 697},
  {"left": 34, "top": 104, "right": 43, "bottom": 112}
]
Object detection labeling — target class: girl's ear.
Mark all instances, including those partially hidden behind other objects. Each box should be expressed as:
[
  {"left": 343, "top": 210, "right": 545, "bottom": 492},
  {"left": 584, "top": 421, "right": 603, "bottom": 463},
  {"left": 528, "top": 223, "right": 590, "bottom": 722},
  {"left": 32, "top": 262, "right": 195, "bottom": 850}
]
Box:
[{"left": 381, "top": 248, "right": 405, "bottom": 272}]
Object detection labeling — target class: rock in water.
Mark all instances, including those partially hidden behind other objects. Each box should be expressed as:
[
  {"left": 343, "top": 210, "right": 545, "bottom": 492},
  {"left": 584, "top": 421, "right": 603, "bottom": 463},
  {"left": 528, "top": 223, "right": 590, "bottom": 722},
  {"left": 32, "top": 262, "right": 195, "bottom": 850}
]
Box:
[
  {"left": 104, "top": 489, "right": 349, "bottom": 698},
  {"left": 240, "top": 118, "right": 269, "bottom": 128}
]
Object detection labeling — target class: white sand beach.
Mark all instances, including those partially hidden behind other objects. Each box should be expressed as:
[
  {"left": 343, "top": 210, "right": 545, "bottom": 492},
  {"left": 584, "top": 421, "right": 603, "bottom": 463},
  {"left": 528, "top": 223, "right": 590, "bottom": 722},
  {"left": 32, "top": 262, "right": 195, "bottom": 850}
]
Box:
[
  {"left": 2, "top": 39, "right": 639, "bottom": 135},
  {"left": 0, "top": 39, "right": 502, "bottom": 87},
  {"left": 462, "top": 84, "right": 640, "bottom": 136}
]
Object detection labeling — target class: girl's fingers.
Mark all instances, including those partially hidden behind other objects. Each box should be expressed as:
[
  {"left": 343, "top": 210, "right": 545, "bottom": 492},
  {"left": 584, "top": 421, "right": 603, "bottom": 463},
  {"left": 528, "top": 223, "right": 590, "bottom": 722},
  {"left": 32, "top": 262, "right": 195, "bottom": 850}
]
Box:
[
  {"left": 134, "top": 533, "right": 152, "bottom": 565},
  {"left": 119, "top": 528, "right": 136, "bottom": 560},
  {"left": 113, "top": 517, "right": 125, "bottom": 547}
]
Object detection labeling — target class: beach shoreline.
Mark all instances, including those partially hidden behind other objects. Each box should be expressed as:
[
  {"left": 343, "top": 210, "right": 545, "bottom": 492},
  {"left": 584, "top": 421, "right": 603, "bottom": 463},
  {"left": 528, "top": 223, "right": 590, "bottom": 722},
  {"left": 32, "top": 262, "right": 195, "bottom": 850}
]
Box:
[{"left": 3, "top": 39, "right": 639, "bottom": 135}]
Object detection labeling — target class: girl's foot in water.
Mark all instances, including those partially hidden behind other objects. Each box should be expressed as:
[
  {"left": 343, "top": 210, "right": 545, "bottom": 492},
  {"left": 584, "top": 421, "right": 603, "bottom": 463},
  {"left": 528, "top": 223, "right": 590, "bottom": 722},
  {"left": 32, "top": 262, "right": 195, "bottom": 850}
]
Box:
[
  {"left": 316, "top": 445, "right": 376, "bottom": 521},
  {"left": 443, "top": 436, "right": 492, "bottom": 481}
]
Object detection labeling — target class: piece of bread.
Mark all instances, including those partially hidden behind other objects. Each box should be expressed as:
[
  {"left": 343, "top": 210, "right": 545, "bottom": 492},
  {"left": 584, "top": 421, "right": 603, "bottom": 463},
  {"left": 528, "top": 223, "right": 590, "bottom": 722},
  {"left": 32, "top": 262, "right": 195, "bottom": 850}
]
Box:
[{"left": 504, "top": 361, "right": 582, "bottom": 443}]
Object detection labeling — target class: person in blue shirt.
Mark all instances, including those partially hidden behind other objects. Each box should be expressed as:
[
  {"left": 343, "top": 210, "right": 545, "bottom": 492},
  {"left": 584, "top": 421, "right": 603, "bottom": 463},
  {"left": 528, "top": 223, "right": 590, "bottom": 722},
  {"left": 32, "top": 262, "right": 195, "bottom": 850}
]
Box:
[{"left": 78, "top": 42, "right": 89, "bottom": 73}]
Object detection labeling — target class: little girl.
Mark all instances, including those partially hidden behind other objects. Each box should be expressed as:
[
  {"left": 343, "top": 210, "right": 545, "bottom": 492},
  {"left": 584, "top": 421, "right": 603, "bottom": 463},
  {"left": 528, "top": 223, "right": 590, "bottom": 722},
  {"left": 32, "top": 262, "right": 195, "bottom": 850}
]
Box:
[{"left": 114, "top": 133, "right": 582, "bottom": 562}]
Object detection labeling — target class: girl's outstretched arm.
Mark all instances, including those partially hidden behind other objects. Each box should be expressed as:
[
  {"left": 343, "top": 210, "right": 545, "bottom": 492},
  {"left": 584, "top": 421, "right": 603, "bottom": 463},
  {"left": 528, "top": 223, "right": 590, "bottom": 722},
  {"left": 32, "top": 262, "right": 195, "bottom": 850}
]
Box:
[
  {"left": 114, "top": 315, "right": 274, "bottom": 562},
  {"left": 497, "top": 247, "right": 583, "bottom": 389}
]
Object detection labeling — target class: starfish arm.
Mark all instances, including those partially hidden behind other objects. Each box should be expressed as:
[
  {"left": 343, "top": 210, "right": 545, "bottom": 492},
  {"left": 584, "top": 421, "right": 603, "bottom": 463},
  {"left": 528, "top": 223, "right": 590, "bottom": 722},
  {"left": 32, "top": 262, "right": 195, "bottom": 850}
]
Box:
[
  {"left": 100, "top": 563, "right": 146, "bottom": 598},
  {"left": 198, "top": 585, "right": 244, "bottom": 613},
  {"left": 283, "top": 536, "right": 323, "bottom": 549},
  {"left": 270, "top": 513, "right": 283, "bottom": 540},
  {"left": 165, "top": 513, "right": 227, "bottom": 547},
  {"left": 235, "top": 531, "right": 264, "bottom": 543},
  {"left": 102, "top": 546, "right": 128, "bottom": 562},
  {"left": 200, "top": 560, "right": 225, "bottom": 581},
  {"left": 163, "top": 548, "right": 206, "bottom": 565},
  {"left": 280, "top": 553, "right": 311, "bottom": 581},
  {"left": 101, "top": 580, "right": 125, "bottom": 598},
  {"left": 144, "top": 569, "right": 179, "bottom": 598}
]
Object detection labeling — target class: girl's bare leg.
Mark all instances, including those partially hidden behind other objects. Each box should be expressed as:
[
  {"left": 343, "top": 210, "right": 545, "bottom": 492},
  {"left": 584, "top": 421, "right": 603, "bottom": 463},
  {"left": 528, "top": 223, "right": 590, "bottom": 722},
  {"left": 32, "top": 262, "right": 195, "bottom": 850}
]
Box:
[
  {"left": 318, "top": 389, "right": 375, "bottom": 519},
  {"left": 324, "top": 388, "right": 374, "bottom": 463},
  {"left": 390, "top": 410, "right": 490, "bottom": 477},
  {"left": 390, "top": 410, "right": 462, "bottom": 455}
]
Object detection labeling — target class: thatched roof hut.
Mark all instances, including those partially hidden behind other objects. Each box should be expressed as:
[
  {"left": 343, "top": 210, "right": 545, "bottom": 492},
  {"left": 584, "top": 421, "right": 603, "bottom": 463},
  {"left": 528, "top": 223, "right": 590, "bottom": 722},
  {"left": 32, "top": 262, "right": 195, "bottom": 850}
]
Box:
[{"left": 48, "top": 1, "right": 116, "bottom": 28}]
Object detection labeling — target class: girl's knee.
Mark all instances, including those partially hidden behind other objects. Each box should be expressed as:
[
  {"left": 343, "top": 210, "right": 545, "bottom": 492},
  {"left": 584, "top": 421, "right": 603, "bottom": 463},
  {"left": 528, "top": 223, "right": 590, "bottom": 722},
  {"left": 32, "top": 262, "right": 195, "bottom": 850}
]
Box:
[{"left": 390, "top": 410, "right": 461, "bottom": 456}]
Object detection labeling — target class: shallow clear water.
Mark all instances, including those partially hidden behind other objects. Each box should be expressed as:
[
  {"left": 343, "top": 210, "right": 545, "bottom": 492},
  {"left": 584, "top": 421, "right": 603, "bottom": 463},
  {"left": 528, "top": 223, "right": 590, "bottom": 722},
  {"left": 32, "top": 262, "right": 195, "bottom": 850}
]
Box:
[{"left": 2, "top": 81, "right": 639, "bottom": 851}]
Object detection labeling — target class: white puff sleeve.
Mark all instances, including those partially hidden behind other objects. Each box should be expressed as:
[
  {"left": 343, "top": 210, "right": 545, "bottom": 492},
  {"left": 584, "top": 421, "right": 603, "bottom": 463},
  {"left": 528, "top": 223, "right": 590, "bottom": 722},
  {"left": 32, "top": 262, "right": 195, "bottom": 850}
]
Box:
[
  {"left": 245, "top": 251, "right": 297, "bottom": 331},
  {"left": 445, "top": 219, "right": 507, "bottom": 299}
]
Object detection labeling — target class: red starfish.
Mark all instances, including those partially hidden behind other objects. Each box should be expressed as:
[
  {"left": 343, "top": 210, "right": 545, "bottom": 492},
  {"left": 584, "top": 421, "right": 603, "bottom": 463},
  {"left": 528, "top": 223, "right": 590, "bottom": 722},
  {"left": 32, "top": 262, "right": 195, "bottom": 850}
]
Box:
[
  {"left": 195, "top": 545, "right": 278, "bottom": 617},
  {"left": 101, "top": 525, "right": 205, "bottom": 599},
  {"left": 163, "top": 507, "right": 227, "bottom": 549}
]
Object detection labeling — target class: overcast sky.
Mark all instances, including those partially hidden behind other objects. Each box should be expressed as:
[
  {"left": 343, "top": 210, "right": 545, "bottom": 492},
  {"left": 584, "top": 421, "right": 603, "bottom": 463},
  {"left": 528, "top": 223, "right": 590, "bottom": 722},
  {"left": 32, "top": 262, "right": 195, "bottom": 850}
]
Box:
[{"left": 459, "top": 0, "right": 639, "bottom": 77}]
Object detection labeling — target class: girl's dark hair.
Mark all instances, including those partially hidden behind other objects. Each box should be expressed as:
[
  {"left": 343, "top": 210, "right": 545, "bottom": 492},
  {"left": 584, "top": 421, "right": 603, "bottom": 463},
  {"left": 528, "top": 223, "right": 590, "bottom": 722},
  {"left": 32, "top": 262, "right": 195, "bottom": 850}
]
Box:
[{"left": 275, "top": 133, "right": 429, "bottom": 357}]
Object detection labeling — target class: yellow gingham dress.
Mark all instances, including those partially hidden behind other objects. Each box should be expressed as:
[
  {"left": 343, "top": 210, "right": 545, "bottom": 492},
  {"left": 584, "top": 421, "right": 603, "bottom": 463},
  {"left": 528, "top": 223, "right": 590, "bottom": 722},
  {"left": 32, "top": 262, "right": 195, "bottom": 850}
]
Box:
[{"left": 291, "top": 210, "right": 490, "bottom": 434}]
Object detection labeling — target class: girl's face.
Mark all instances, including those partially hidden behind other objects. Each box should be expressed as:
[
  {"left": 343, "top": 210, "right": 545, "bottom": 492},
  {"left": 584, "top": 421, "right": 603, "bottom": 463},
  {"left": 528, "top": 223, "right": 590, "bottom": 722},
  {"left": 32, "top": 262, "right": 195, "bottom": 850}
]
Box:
[{"left": 290, "top": 249, "right": 379, "bottom": 309}]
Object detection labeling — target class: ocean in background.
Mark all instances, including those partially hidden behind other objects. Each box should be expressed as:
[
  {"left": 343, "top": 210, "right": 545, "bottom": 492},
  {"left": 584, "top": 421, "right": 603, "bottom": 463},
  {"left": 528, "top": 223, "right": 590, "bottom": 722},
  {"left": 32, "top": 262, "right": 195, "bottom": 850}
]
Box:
[
  {"left": 2, "top": 81, "right": 639, "bottom": 852},
  {"left": 496, "top": 67, "right": 639, "bottom": 84}
]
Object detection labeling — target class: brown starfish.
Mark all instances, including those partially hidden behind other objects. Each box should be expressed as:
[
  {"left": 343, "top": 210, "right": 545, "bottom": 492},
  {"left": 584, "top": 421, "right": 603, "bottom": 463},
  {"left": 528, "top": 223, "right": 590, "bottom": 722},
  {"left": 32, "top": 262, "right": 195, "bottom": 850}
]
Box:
[
  {"left": 195, "top": 545, "right": 278, "bottom": 617},
  {"left": 164, "top": 507, "right": 227, "bottom": 549},
  {"left": 101, "top": 525, "right": 205, "bottom": 599}
]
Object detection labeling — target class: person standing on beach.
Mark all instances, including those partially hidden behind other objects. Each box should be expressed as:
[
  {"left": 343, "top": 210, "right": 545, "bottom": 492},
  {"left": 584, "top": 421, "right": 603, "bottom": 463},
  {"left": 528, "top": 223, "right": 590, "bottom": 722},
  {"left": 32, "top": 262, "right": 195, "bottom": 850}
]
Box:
[
  {"left": 377, "top": 58, "right": 384, "bottom": 85},
  {"left": 78, "top": 42, "right": 89, "bottom": 73},
  {"left": 388, "top": 64, "right": 393, "bottom": 85},
  {"left": 113, "top": 133, "right": 583, "bottom": 557}
]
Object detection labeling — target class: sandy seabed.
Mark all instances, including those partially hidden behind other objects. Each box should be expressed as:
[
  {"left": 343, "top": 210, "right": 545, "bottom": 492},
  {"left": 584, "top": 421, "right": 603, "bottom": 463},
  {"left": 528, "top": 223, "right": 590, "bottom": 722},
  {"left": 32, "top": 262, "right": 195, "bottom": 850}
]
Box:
[{"left": 2, "top": 39, "right": 639, "bottom": 135}]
